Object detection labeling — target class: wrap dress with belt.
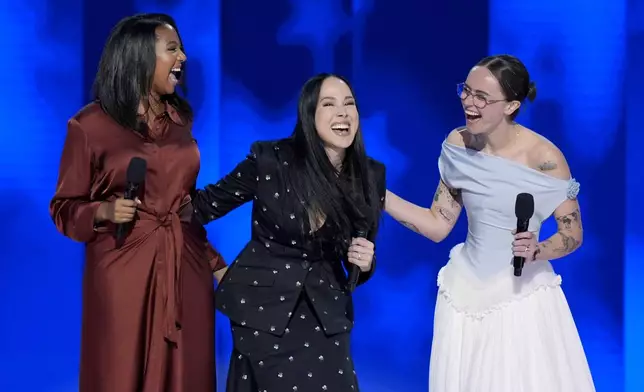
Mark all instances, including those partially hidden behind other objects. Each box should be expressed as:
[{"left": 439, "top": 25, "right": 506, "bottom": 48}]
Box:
[{"left": 50, "top": 101, "right": 226, "bottom": 392}]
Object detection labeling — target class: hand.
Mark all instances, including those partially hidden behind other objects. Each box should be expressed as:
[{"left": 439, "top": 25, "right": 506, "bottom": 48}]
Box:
[
  {"left": 347, "top": 237, "right": 375, "bottom": 272},
  {"left": 97, "top": 198, "right": 141, "bottom": 224},
  {"left": 213, "top": 267, "right": 228, "bottom": 284},
  {"left": 512, "top": 231, "right": 538, "bottom": 262}
]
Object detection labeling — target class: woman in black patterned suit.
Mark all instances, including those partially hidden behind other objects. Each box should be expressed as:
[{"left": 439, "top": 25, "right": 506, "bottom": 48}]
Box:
[{"left": 192, "top": 73, "right": 386, "bottom": 391}]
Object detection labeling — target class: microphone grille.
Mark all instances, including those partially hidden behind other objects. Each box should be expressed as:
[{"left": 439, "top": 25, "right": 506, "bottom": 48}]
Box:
[
  {"left": 126, "top": 157, "right": 147, "bottom": 184},
  {"left": 515, "top": 193, "right": 535, "bottom": 220}
]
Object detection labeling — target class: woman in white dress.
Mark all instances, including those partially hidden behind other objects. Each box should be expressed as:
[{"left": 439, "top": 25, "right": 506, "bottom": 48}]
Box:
[{"left": 385, "top": 55, "right": 595, "bottom": 392}]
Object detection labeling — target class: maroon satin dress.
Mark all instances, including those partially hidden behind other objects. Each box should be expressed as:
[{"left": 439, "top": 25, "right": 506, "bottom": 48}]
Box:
[{"left": 50, "top": 102, "right": 225, "bottom": 392}]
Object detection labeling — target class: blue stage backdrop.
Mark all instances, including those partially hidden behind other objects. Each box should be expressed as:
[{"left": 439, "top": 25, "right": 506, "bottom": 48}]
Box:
[
  {"left": 0, "top": 0, "right": 631, "bottom": 391},
  {"left": 624, "top": 0, "right": 644, "bottom": 390}
]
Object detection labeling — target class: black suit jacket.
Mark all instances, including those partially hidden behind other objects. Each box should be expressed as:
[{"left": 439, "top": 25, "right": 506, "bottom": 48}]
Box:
[{"left": 193, "top": 138, "right": 386, "bottom": 336}]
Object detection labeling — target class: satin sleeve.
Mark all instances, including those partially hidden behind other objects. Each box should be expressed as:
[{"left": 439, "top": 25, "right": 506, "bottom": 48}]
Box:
[
  {"left": 206, "top": 241, "right": 227, "bottom": 271},
  {"left": 192, "top": 142, "right": 259, "bottom": 224},
  {"left": 49, "top": 119, "right": 102, "bottom": 243}
]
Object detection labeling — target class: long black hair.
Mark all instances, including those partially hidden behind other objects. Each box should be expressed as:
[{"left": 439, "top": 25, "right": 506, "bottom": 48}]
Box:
[
  {"left": 290, "top": 73, "right": 382, "bottom": 256},
  {"left": 477, "top": 54, "right": 537, "bottom": 120},
  {"left": 92, "top": 13, "right": 192, "bottom": 131}
]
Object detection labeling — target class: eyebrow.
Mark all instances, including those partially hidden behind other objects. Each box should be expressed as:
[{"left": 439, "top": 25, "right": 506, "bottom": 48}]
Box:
[
  {"left": 319, "top": 96, "right": 355, "bottom": 101},
  {"left": 464, "top": 83, "right": 490, "bottom": 96},
  {"left": 166, "top": 40, "right": 180, "bottom": 46}
]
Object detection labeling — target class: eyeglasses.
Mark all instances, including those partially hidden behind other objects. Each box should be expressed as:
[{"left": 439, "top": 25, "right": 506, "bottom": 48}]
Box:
[{"left": 456, "top": 83, "right": 506, "bottom": 109}]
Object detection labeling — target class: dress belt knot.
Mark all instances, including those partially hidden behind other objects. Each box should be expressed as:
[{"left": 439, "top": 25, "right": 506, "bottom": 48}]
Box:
[{"left": 138, "top": 209, "right": 185, "bottom": 344}]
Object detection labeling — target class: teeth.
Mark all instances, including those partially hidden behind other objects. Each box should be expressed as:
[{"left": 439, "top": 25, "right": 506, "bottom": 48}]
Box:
[
  {"left": 465, "top": 110, "right": 480, "bottom": 116},
  {"left": 172, "top": 68, "right": 181, "bottom": 72}
]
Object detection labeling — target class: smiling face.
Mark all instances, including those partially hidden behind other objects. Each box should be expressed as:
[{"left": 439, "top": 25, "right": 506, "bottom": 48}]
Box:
[
  {"left": 314, "top": 76, "right": 359, "bottom": 156},
  {"left": 151, "top": 24, "right": 186, "bottom": 96},
  {"left": 460, "top": 66, "right": 520, "bottom": 134}
]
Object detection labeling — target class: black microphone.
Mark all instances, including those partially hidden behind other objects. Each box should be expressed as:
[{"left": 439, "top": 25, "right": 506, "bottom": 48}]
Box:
[
  {"left": 347, "top": 229, "right": 368, "bottom": 292},
  {"left": 513, "top": 193, "right": 535, "bottom": 277},
  {"left": 115, "top": 157, "right": 147, "bottom": 245}
]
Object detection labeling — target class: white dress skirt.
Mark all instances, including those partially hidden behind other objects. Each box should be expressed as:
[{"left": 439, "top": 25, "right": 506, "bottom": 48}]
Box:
[{"left": 428, "top": 243, "right": 596, "bottom": 392}]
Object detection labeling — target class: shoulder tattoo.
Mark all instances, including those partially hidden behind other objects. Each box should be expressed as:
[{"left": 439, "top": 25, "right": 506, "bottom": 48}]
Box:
[{"left": 538, "top": 161, "right": 558, "bottom": 171}]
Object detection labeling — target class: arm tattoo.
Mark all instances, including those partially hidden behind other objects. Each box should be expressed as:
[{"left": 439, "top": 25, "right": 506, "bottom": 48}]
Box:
[
  {"left": 433, "top": 186, "right": 443, "bottom": 202},
  {"left": 446, "top": 188, "right": 461, "bottom": 208},
  {"left": 435, "top": 183, "right": 461, "bottom": 209},
  {"left": 557, "top": 233, "right": 581, "bottom": 253},
  {"left": 401, "top": 221, "right": 421, "bottom": 233},
  {"left": 538, "top": 161, "right": 558, "bottom": 171},
  {"left": 540, "top": 232, "right": 580, "bottom": 255},
  {"left": 436, "top": 207, "right": 455, "bottom": 223},
  {"left": 536, "top": 239, "right": 552, "bottom": 255},
  {"left": 535, "top": 209, "right": 582, "bottom": 258},
  {"left": 555, "top": 209, "right": 580, "bottom": 230}
]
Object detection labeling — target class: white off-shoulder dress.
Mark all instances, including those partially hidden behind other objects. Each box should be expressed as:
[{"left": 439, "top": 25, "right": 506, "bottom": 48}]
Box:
[{"left": 429, "top": 141, "right": 595, "bottom": 392}]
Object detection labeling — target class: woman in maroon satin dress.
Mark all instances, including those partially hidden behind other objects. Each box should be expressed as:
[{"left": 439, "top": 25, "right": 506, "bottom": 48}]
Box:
[{"left": 49, "top": 14, "right": 225, "bottom": 392}]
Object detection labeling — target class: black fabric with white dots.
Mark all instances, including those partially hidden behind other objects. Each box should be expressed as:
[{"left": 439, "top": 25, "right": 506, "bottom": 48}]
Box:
[
  {"left": 226, "top": 293, "right": 359, "bottom": 392},
  {"left": 192, "top": 138, "right": 386, "bottom": 391}
]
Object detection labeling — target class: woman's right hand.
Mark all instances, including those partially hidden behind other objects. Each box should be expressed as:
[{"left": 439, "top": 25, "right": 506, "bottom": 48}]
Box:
[{"left": 96, "top": 198, "right": 141, "bottom": 223}]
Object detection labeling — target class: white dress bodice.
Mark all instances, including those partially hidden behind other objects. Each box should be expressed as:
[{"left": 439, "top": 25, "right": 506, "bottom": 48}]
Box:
[{"left": 439, "top": 141, "right": 578, "bottom": 280}]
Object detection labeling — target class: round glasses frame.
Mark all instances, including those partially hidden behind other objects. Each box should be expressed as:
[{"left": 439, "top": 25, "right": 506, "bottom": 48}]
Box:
[{"left": 456, "top": 83, "right": 506, "bottom": 109}]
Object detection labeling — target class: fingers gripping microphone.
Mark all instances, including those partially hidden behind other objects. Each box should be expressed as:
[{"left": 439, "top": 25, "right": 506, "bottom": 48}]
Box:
[
  {"left": 513, "top": 193, "right": 535, "bottom": 277},
  {"left": 348, "top": 230, "right": 368, "bottom": 292},
  {"left": 115, "top": 157, "right": 147, "bottom": 243}
]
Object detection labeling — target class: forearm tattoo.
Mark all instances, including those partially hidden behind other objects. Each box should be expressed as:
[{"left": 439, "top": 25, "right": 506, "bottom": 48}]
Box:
[
  {"left": 538, "top": 233, "right": 580, "bottom": 255},
  {"left": 557, "top": 232, "right": 581, "bottom": 253},
  {"left": 536, "top": 208, "right": 582, "bottom": 258}
]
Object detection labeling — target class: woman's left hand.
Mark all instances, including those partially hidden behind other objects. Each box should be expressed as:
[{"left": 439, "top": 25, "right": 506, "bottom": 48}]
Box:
[
  {"left": 512, "top": 231, "right": 539, "bottom": 262},
  {"left": 347, "top": 237, "right": 375, "bottom": 272}
]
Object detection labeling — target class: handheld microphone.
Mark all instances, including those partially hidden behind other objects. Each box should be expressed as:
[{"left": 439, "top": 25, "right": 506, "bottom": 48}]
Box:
[
  {"left": 347, "top": 229, "right": 368, "bottom": 292},
  {"left": 513, "top": 193, "right": 535, "bottom": 277},
  {"left": 115, "top": 157, "right": 147, "bottom": 244}
]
